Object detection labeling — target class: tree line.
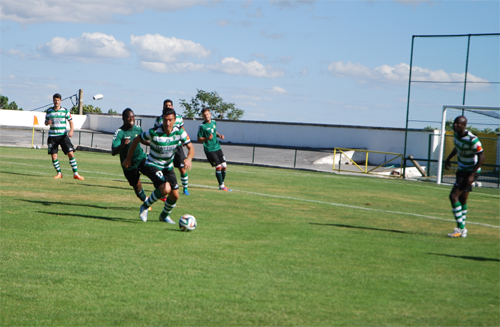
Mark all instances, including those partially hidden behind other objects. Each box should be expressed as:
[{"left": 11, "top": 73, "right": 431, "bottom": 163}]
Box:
[{"left": 1, "top": 89, "right": 244, "bottom": 120}]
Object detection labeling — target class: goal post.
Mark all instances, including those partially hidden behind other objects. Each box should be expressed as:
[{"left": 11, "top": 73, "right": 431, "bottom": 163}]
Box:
[{"left": 437, "top": 105, "right": 500, "bottom": 186}]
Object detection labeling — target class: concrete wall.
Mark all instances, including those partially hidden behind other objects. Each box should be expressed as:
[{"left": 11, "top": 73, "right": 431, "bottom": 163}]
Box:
[
  {"left": 0, "top": 109, "right": 453, "bottom": 166},
  {"left": 0, "top": 109, "right": 87, "bottom": 130}
]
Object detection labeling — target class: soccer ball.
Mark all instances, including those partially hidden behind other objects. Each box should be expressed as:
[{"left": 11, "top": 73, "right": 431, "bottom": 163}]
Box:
[{"left": 179, "top": 214, "right": 197, "bottom": 231}]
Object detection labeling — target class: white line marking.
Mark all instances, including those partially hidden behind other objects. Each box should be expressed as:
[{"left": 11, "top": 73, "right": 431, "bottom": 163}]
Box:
[{"left": 2, "top": 160, "right": 499, "bottom": 229}]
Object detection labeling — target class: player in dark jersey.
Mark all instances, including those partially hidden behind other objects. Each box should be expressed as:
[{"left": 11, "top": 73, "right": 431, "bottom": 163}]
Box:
[
  {"left": 197, "top": 107, "right": 231, "bottom": 191},
  {"left": 112, "top": 108, "right": 151, "bottom": 207}
]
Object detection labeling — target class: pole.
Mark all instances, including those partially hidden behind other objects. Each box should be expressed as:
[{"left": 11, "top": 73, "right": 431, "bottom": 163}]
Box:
[
  {"left": 403, "top": 36, "right": 416, "bottom": 179},
  {"left": 78, "top": 89, "right": 83, "bottom": 115}
]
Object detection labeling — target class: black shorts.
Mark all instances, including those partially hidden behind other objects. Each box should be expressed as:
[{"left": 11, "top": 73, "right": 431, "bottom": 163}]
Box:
[
  {"left": 204, "top": 149, "right": 226, "bottom": 167},
  {"left": 142, "top": 165, "right": 179, "bottom": 190},
  {"left": 455, "top": 171, "right": 477, "bottom": 192},
  {"left": 173, "top": 146, "right": 186, "bottom": 168},
  {"left": 47, "top": 135, "right": 75, "bottom": 155},
  {"left": 123, "top": 158, "right": 146, "bottom": 187}
]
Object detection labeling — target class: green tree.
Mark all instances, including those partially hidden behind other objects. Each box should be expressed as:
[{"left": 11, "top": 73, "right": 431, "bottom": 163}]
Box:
[
  {"left": 179, "top": 89, "right": 244, "bottom": 120},
  {"left": 0, "top": 94, "right": 23, "bottom": 110},
  {"left": 71, "top": 104, "right": 102, "bottom": 115},
  {"left": 107, "top": 109, "right": 118, "bottom": 115}
]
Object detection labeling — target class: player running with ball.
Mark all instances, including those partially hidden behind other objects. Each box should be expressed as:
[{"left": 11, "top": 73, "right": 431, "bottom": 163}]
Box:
[{"left": 122, "top": 107, "right": 195, "bottom": 224}]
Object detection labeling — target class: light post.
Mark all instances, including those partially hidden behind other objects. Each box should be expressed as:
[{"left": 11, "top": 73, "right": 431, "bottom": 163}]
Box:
[{"left": 76, "top": 89, "right": 104, "bottom": 115}]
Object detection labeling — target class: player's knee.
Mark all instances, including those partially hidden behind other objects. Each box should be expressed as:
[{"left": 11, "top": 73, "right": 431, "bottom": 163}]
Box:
[
  {"left": 159, "top": 183, "right": 170, "bottom": 196},
  {"left": 170, "top": 190, "right": 180, "bottom": 201},
  {"left": 215, "top": 164, "right": 222, "bottom": 171},
  {"left": 221, "top": 162, "right": 227, "bottom": 169}
]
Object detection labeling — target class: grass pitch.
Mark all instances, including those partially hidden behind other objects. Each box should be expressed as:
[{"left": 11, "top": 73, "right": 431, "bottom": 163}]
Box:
[{"left": 1, "top": 147, "right": 499, "bottom": 326}]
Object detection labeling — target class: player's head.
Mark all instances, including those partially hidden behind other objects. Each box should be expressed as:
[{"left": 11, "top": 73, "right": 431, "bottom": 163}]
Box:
[
  {"left": 162, "top": 108, "right": 176, "bottom": 133},
  {"left": 163, "top": 99, "right": 173, "bottom": 110},
  {"left": 122, "top": 108, "right": 135, "bottom": 126},
  {"left": 52, "top": 93, "right": 62, "bottom": 107},
  {"left": 201, "top": 107, "right": 211, "bottom": 122},
  {"left": 453, "top": 115, "right": 467, "bottom": 133}
]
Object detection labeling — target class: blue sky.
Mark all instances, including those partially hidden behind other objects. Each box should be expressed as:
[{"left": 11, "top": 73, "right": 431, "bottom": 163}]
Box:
[{"left": 1, "top": 0, "right": 499, "bottom": 128}]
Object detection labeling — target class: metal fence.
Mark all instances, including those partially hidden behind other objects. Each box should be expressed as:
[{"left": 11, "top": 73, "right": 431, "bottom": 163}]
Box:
[{"left": 403, "top": 34, "right": 500, "bottom": 188}]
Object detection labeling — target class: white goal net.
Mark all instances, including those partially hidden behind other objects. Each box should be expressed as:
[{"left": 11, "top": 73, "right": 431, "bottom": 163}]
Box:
[{"left": 437, "top": 105, "right": 500, "bottom": 188}]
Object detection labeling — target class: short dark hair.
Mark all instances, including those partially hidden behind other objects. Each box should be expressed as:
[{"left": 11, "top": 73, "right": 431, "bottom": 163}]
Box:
[
  {"left": 122, "top": 108, "right": 134, "bottom": 119},
  {"left": 163, "top": 99, "right": 173, "bottom": 106},
  {"left": 53, "top": 93, "right": 62, "bottom": 100},
  {"left": 201, "top": 107, "right": 210, "bottom": 114},
  {"left": 162, "top": 108, "right": 176, "bottom": 118}
]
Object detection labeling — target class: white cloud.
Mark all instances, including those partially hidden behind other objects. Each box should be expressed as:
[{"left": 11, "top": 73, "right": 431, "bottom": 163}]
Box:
[
  {"left": 139, "top": 61, "right": 205, "bottom": 74},
  {"left": 272, "top": 86, "right": 288, "bottom": 94},
  {"left": 4, "top": 49, "right": 26, "bottom": 59},
  {"left": 210, "top": 57, "right": 284, "bottom": 78},
  {"left": 327, "top": 61, "right": 490, "bottom": 85},
  {"left": 0, "top": 0, "right": 211, "bottom": 24},
  {"left": 217, "top": 19, "right": 232, "bottom": 26},
  {"left": 130, "top": 34, "right": 211, "bottom": 63},
  {"left": 270, "top": 0, "right": 315, "bottom": 10},
  {"left": 260, "top": 31, "right": 284, "bottom": 39},
  {"left": 38, "top": 32, "right": 129, "bottom": 60}
]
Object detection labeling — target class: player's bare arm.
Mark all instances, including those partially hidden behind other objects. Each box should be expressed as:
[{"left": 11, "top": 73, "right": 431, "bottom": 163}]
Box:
[
  {"left": 68, "top": 120, "right": 74, "bottom": 138},
  {"left": 197, "top": 134, "right": 213, "bottom": 142},
  {"left": 122, "top": 136, "right": 142, "bottom": 168},
  {"left": 445, "top": 148, "right": 457, "bottom": 170},
  {"left": 468, "top": 152, "right": 485, "bottom": 185},
  {"left": 183, "top": 143, "right": 195, "bottom": 170}
]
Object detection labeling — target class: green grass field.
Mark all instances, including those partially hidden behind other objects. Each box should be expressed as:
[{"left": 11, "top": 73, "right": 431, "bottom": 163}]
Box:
[{"left": 1, "top": 147, "right": 499, "bottom": 326}]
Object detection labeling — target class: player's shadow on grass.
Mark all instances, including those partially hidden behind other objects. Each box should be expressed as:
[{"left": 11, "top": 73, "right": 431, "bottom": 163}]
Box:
[
  {"left": 427, "top": 253, "right": 500, "bottom": 262},
  {"left": 310, "top": 222, "right": 414, "bottom": 234},
  {"left": 40, "top": 211, "right": 140, "bottom": 223},
  {"left": 21, "top": 199, "right": 130, "bottom": 211},
  {"left": 1, "top": 171, "right": 40, "bottom": 177},
  {"left": 78, "top": 183, "right": 131, "bottom": 191}
]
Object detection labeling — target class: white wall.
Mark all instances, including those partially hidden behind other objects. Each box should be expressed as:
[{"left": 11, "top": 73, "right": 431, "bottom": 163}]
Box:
[
  {"left": 0, "top": 109, "right": 87, "bottom": 130},
  {"left": 0, "top": 110, "right": 448, "bottom": 165}
]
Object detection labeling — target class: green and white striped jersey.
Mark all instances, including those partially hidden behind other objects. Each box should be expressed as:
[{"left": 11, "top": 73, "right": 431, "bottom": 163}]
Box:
[
  {"left": 454, "top": 130, "right": 484, "bottom": 172},
  {"left": 153, "top": 114, "right": 184, "bottom": 129},
  {"left": 45, "top": 107, "right": 72, "bottom": 137},
  {"left": 141, "top": 125, "right": 191, "bottom": 171}
]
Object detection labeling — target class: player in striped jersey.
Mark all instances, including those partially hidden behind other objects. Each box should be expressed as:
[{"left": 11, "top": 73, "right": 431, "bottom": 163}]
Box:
[
  {"left": 44, "top": 93, "right": 84, "bottom": 180},
  {"left": 122, "top": 107, "right": 195, "bottom": 224},
  {"left": 153, "top": 99, "right": 190, "bottom": 196},
  {"left": 444, "top": 116, "right": 485, "bottom": 238}
]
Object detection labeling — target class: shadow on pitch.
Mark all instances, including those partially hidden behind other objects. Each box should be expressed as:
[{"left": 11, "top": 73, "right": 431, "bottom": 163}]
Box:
[
  {"left": 21, "top": 199, "right": 130, "bottom": 211},
  {"left": 78, "top": 183, "right": 132, "bottom": 191},
  {"left": 427, "top": 253, "right": 500, "bottom": 262},
  {"left": 1, "top": 171, "right": 41, "bottom": 177},
  {"left": 40, "top": 211, "right": 140, "bottom": 223},
  {"left": 310, "top": 222, "right": 413, "bottom": 234}
]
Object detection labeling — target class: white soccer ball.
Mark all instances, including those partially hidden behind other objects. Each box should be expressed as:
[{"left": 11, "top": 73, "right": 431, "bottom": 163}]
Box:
[{"left": 179, "top": 214, "right": 197, "bottom": 231}]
